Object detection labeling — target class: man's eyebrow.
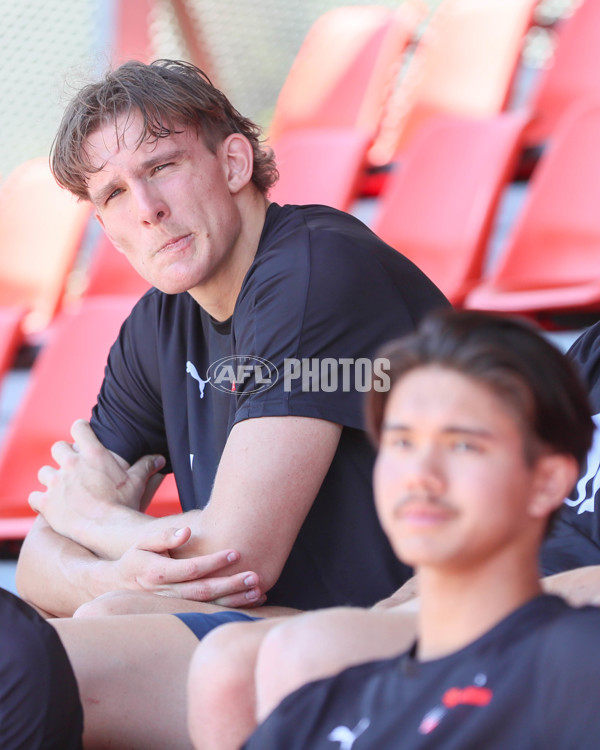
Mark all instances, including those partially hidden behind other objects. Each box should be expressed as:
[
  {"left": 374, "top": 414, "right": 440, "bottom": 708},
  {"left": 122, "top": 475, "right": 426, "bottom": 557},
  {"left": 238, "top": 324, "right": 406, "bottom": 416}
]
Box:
[
  {"left": 90, "top": 149, "right": 187, "bottom": 205},
  {"left": 137, "top": 148, "right": 186, "bottom": 173},
  {"left": 381, "top": 423, "right": 494, "bottom": 439},
  {"left": 90, "top": 179, "right": 120, "bottom": 207}
]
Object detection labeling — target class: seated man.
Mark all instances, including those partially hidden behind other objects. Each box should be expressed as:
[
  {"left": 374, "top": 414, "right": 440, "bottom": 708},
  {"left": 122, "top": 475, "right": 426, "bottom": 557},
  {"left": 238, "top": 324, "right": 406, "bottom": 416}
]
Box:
[
  {"left": 541, "top": 318, "right": 600, "bottom": 601},
  {"left": 0, "top": 588, "right": 82, "bottom": 749},
  {"left": 15, "top": 58, "right": 447, "bottom": 749},
  {"left": 233, "top": 309, "right": 600, "bottom": 749},
  {"left": 17, "top": 58, "right": 448, "bottom": 625}
]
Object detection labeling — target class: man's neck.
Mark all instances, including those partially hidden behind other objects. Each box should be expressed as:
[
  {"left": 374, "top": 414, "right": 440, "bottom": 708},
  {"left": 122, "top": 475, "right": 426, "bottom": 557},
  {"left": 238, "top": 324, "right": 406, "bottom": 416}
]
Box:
[
  {"left": 415, "top": 550, "right": 542, "bottom": 662},
  {"left": 188, "top": 192, "right": 270, "bottom": 320}
]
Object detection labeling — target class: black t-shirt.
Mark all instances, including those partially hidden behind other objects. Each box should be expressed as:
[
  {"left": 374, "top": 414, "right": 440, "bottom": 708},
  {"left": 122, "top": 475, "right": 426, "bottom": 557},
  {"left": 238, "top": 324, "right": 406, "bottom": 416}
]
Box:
[
  {"left": 245, "top": 595, "right": 600, "bottom": 750},
  {"left": 540, "top": 321, "right": 600, "bottom": 574},
  {"left": 90, "top": 203, "right": 449, "bottom": 609}
]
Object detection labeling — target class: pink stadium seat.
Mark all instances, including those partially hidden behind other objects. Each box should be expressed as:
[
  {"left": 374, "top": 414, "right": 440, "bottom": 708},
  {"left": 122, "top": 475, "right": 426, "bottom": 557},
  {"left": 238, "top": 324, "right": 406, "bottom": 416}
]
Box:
[
  {"left": 525, "top": 0, "right": 600, "bottom": 146},
  {"left": 0, "top": 297, "right": 179, "bottom": 539},
  {"left": 371, "top": 0, "right": 538, "bottom": 165},
  {"left": 268, "top": 3, "right": 423, "bottom": 143},
  {"left": 83, "top": 233, "right": 151, "bottom": 297},
  {"left": 268, "top": 128, "right": 372, "bottom": 211},
  {"left": 0, "top": 158, "right": 91, "bottom": 337},
  {"left": 371, "top": 112, "right": 528, "bottom": 305},
  {"left": 465, "top": 97, "right": 600, "bottom": 317}
]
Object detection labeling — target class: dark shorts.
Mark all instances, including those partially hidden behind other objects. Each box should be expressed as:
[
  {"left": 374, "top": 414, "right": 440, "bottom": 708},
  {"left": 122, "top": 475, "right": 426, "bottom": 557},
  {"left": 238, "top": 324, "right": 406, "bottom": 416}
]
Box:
[
  {"left": 174, "top": 610, "right": 261, "bottom": 640},
  {"left": 0, "top": 588, "right": 83, "bottom": 749}
]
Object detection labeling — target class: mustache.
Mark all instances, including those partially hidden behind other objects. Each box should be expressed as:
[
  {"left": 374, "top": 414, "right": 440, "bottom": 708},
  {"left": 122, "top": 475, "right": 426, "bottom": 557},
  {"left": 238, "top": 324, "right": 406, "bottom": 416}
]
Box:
[{"left": 393, "top": 492, "right": 454, "bottom": 513}]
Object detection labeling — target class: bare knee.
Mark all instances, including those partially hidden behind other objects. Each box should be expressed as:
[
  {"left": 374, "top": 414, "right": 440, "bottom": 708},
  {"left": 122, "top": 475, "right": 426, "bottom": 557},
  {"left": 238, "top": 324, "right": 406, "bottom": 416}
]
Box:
[{"left": 187, "top": 619, "right": 279, "bottom": 750}]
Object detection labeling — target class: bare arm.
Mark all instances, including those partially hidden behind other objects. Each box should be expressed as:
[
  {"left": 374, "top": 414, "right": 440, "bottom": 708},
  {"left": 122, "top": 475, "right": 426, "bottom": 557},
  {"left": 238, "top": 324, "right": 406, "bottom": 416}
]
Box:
[
  {"left": 255, "top": 605, "right": 417, "bottom": 723},
  {"left": 541, "top": 566, "right": 600, "bottom": 606},
  {"left": 19, "top": 416, "right": 341, "bottom": 615}
]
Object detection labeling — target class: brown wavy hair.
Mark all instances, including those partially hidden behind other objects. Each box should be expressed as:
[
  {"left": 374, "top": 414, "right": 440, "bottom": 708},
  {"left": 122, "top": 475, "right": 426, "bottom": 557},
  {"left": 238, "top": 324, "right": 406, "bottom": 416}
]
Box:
[{"left": 51, "top": 59, "right": 278, "bottom": 200}]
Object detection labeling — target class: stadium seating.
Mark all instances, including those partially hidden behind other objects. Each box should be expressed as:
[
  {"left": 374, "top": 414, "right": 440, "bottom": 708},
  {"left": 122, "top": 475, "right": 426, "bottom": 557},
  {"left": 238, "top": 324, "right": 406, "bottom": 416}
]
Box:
[
  {"left": 371, "top": 0, "right": 538, "bottom": 165},
  {"left": 0, "top": 158, "right": 91, "bottom": 338},
  {"left": 524, "top": 0, "right": 600, "bottom": 147},
  {"left": 268, "top": 3, "right": 422, "bottom": 142},
  {"left": 465, "top": 97, "right": 600, "bottom": 318},
  {"left": 0, "top": 296, "right": 179, "bottom": 540},
  {"left": 268, "top": 128, "right": 372, "bottom": 211},
  {"left": 83, "top": 232, "right": 151, "bottom": 297},
  {"left": 371, "top": 111, "right": 528, "bottom": 305}
]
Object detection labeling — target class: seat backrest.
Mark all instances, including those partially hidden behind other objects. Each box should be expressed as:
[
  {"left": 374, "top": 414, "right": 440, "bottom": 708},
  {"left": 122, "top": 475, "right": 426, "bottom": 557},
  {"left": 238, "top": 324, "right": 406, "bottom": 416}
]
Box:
[
  {"left": 0, "top": 158, "right": 91, "bottom": 335},
  {"left": 268, "top": 3, "right": 422, "bottom": 143},
  {"left": 0, "top": 307, "right": 26, "bottom": 380},
  {"left": 526, "top": 0, "right": 600, "bottom": 144},
  {"left": 372, "top": 111, "right": 528, "bottom": 304},
  {"left": 481, "top": 96, "right": 600, "bottom": 291},
  {"left": 371, "top": 0, "right": 537, "bottom": 164},
  {"left": 0, "top": 296, "right": 178, "bottom": 537},
  {"left": 268, "top": 128, "right": 372, "bottom": 211},
  {"left": 84, "top": 233, "right": 151, "bottom": 297}
]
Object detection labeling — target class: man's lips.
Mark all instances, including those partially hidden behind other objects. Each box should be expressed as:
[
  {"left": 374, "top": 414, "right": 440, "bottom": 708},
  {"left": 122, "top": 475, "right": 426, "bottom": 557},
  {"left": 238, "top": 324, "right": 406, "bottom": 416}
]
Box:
[
  {"left": 158, "top": 233, "right": 193, "bottom": 253},
  {"left": 394, "top": 496, "right": 455, "bottom": 525}
]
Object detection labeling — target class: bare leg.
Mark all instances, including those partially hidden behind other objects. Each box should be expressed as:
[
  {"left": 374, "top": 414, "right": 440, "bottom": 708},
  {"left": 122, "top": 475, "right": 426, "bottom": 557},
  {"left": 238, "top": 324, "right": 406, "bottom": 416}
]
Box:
[
  {"left": 74, "top": 590, "right": 299, "bottom": 618},
  {"left": 52, "top": 613, "right": 199, "bottom": 749},
  {"left": 187, "top": 619, "right": 286, "bottom": 750},
  {"left": 255, "top": 605, "right": 418, "bottom": 722}
]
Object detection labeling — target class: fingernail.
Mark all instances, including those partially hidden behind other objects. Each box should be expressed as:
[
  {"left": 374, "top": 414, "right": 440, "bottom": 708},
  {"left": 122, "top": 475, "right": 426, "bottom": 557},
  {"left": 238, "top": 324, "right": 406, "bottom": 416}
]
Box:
[
  {"left": 245, "top": 588, "right": 260, "bottom": 601},
  {"left": 174, "top": 528, "right": 185, "bottom": 537},
  {"left": 227, "top": 552, "right": 238, "bottom": 562},
  {"left": 244, "top": 575, "right": 256, "bottom": 587}
]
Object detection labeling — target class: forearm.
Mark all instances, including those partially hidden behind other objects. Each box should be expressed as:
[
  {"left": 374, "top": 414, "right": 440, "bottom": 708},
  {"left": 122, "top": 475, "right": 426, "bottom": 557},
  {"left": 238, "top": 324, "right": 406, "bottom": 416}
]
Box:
[
  {"left": 542, "top": 565, "right": 600, "bottom": 606},
  {"left": 16, "top": 518, "right": 115, "bottom": 617}
]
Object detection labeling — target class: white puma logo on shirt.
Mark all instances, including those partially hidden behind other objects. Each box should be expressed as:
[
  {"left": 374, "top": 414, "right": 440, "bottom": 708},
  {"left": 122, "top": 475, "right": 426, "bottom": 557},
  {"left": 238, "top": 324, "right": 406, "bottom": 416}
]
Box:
[
  {"left": 328, "top": 718, "right": 370, "bottom": 749},
  {"left": 186, "top": 361, "right": 211, "bottom": 399}
]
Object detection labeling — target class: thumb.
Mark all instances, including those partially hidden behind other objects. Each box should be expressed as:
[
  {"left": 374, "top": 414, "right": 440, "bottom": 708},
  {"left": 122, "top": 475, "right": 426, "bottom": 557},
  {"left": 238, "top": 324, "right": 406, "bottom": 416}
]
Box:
[{"left": 128, "top": 454, "right": 166, "bottom": 483}]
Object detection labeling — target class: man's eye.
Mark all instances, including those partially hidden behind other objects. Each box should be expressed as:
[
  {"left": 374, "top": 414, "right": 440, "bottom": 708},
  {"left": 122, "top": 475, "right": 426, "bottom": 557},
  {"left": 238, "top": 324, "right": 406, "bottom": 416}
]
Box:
[
  {"left": 153, "top": 162, "right": 173, "bottom": 174},
  {"left": 107, "top": 188, "right": 123, "bottom": 202},
  {"left": 451, "top": 440, "right": 480, "bottom": 453}
]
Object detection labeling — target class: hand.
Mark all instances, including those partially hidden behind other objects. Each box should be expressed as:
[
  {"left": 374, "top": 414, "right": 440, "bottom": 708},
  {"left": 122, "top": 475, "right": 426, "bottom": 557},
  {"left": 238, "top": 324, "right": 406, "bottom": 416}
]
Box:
[
  {"left": 114, "top": 525, "right": 266, "bottom": 606},
  {"left": 29, "top": 419, "right": 166, "bottom": 542}
]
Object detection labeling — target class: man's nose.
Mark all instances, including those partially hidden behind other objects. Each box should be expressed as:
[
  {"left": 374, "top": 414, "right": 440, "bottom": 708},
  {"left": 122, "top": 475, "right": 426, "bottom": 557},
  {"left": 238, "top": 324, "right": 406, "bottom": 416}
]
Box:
[
  {"left": 134, "top": 184, "right": 169, "bottom": 225},
  {"left": 403, "top": 445, "right": 445, "bottom": 494}
]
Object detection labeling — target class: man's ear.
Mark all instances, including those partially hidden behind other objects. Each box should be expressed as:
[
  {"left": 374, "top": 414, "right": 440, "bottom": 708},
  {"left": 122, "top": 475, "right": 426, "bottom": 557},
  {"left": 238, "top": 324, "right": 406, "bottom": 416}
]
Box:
[
  {"left": 221, "top": 133, "right": 254, "bottom": 194},
  {"left": 528, "top": 453, "right": 579, "bottom": 519}
]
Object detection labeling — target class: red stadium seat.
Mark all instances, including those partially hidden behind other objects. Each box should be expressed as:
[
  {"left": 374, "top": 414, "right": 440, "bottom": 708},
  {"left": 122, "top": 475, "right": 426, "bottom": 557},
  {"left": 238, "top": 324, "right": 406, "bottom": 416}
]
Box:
[
  {"left": 268, "top": 128, "right": 372, "bottom": 211},
  {"left": 0, "top": 158, "right": 91, "bottom": 337},
  {"left": 372, "top": 112, "right": 528, "bottom": 305},
  {"left": 0, "top": 297, "right": 179, "bottom": 540},
  {"left": 268, "top": 3, "right": 422, "bottom": 143},
  {"left": 525, "top": 0, "right": 600, "bottom": 146},
  {"left": 465, "top": 97, "right": 600, "bottom": 317},
  {"left": 371, "top": 0, "right": 538, "bottom": 165},
  {"left": 83, "top": 233, "right": 151, "bottom": 297}
]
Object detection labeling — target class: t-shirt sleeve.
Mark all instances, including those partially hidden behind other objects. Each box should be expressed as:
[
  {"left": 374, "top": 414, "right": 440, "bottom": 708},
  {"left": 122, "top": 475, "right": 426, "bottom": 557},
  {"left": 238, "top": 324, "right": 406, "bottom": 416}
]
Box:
[
  {"left": 230, "top": 221, "right": 435, "bottom": 430},
  {"left": 89, "top": 295, "right": 171, "bottom": 468},
  {"left": 536, "top": 607, "right": 600, "bottom": 749}
]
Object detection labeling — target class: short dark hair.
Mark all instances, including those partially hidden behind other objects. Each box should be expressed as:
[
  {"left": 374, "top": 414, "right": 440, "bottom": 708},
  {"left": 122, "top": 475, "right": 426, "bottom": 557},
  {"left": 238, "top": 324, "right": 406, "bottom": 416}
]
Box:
[
  {"left": 50, "top": 59, "right": 278, "bottom": 200},
  {"left": 368, "top": 309, "right": 594, "bottom": 471}
]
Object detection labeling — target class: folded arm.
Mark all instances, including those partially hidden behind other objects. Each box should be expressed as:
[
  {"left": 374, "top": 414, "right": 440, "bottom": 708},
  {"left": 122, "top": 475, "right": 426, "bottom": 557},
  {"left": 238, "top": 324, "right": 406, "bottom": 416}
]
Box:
[{"left": 17, "top": 416, "right": 341, "bottom": 616}]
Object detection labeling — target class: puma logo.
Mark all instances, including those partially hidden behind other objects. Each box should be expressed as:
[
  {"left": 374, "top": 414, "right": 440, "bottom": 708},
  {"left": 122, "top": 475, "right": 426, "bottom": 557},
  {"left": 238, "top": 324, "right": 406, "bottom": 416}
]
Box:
[
  {"left": 328, "top": 718, "right": 370, "bottom": 749},
  {"left": 186, "top": 361, "right": 211, "bottom": 399}
]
